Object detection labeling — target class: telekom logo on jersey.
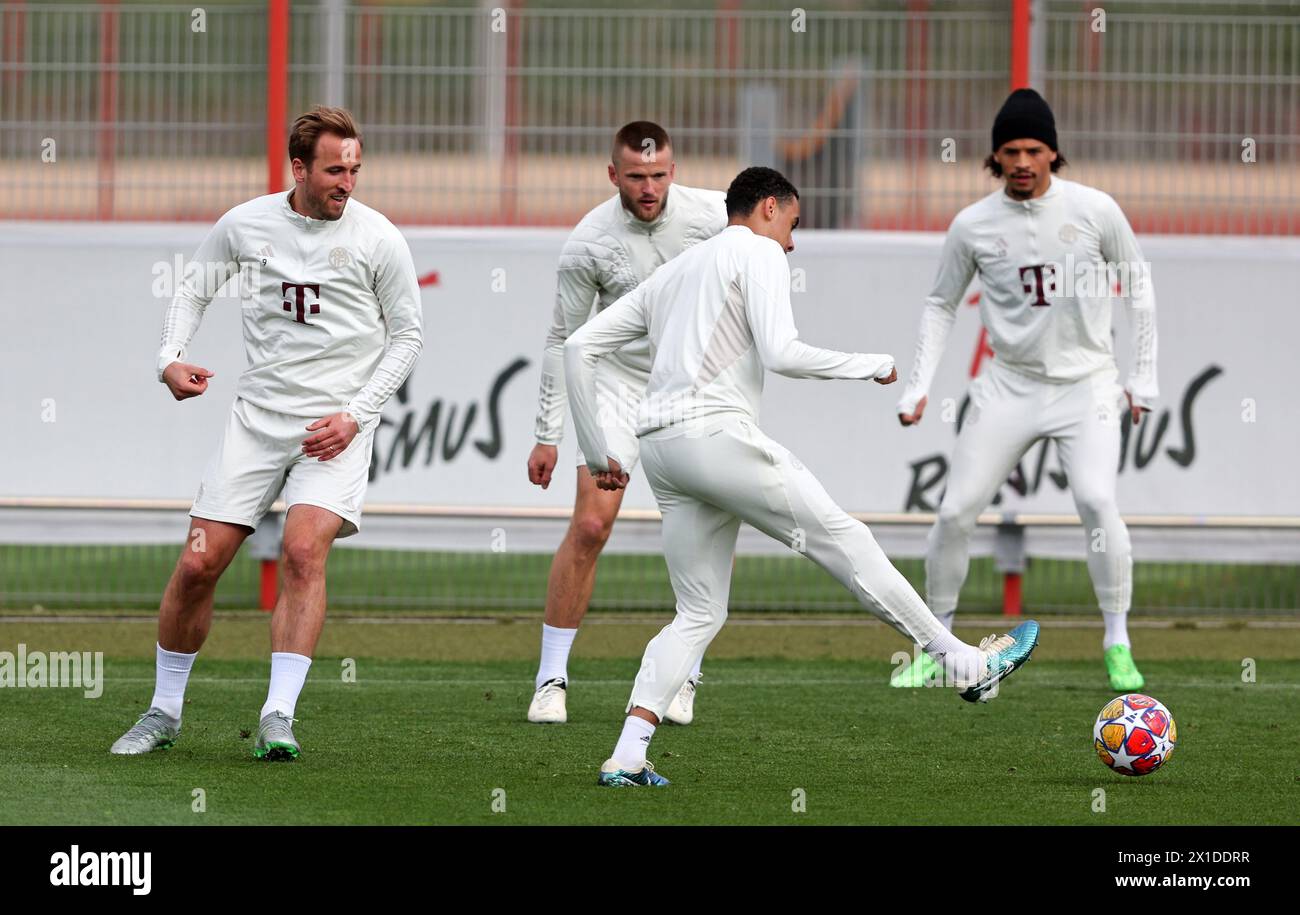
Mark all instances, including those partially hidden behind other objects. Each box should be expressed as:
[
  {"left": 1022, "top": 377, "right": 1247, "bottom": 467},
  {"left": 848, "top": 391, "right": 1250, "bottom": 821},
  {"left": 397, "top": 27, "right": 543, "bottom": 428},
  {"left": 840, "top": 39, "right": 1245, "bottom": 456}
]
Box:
[{"left": 282, "top": 282, "right": 321, "bottom": 324}]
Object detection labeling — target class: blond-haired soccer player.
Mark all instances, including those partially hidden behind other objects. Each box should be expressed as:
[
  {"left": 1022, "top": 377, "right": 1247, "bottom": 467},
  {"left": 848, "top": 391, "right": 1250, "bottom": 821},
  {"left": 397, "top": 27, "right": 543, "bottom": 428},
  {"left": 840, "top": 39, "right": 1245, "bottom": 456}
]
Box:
[
  {"left": 892, "top": 89, "right": 1157, "bottom": 692},
  {"left": 525, "top": 121, "right": 727, "bottom": 725},
  {"left": 565, "top": 167, "right": 1039, "bottom": 786},
  {"left": 110, "top": 106, "right": 423, "bottom": 760}
]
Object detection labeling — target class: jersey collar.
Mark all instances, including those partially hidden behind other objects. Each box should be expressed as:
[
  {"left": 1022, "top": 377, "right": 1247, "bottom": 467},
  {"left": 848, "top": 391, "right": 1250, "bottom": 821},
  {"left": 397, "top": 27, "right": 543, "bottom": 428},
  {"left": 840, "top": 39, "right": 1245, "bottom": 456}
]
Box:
[
  {"left": 620, "top": 185, "right": 675, "bottom": 233},
  {"left": 282, "top": 189, "right": 343, "bottom": 230},
  {"left": 1001, "top": 174, "right": 1060, "bottom": 209}
]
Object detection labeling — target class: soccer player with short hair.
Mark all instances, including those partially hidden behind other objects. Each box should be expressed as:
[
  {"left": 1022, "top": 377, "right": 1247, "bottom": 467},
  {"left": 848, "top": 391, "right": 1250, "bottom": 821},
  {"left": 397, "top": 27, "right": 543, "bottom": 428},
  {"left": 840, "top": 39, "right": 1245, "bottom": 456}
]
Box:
[
  {"left": 110, "top": 106, "right": 424, "bottom": 760},
  {"left": 891, "top": 89, "right": 1158, "bottom": 692},
  {"left": 525, "top": 121, "right": 727, "bottom": 725},
  {"left": 565, "top": 166, "right": 1039, "bottom": 787}
]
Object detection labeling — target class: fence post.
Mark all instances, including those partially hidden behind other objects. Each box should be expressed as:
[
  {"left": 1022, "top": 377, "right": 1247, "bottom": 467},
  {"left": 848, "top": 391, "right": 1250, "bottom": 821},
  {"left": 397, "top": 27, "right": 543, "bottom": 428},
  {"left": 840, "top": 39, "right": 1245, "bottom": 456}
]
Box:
[
  {"left": 995, "top": 514, "right": 1026, "bottom": 616},
  {"left": 267, "top": 0, "right": 290, "bottom": 195},
  {"left": 246, "top": 512, "right": 285, "bottom": 612},
  {"left": 1011, "top": 0, "right": 1030, "bottom": 89},
  {"left": 96, "top": 0, "right": 119, "bottom": 219},
  {"left": 323, "top": 0, "right": 346, "bottom": 107}
]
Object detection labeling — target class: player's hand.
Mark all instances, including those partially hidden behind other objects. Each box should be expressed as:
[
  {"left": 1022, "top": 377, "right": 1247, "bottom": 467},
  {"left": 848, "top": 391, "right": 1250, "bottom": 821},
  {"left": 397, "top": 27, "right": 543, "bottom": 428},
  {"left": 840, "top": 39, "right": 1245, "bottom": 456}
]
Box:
[
  {"left": 898, "top": 395, "right": 927, "bottom": 427},
  {"left": 528, "top": 443, "right": 559, "bottom": 489},
  {"left": 1124, "top": 391, "right": 1149, "bottom": 425},
  {"left": 874, "top": 367, "right": 898, "bottom": 385},
  {"left": 303, "top": 412, "right": 359, "bottom": 462},
  {"left": 162, "top": 362, "right": 214, "bottom": 401},
  {"left": 594, "top": 458, "right": 629, "bottom": 491}
]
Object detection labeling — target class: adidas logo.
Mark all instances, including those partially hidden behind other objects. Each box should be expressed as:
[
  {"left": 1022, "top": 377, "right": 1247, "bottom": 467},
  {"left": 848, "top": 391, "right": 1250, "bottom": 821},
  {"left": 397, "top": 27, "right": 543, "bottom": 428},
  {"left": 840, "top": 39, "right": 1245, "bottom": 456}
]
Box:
[{"left": 256, "top": 244, "right": 275, "bottom": 259}]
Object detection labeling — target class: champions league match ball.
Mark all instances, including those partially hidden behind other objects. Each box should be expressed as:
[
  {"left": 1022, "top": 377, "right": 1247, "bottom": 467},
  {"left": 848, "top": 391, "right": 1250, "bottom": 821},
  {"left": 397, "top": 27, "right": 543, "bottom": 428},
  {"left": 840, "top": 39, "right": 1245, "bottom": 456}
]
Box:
[{"left": 1093, "top": 694, "right": 1178, "bottom": 777}]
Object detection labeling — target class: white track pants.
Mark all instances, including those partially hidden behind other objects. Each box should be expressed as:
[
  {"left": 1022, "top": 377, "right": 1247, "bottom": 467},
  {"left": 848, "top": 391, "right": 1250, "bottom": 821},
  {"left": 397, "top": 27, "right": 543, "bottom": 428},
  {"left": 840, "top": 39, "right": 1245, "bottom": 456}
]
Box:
[
  {"left": 629, "top": 414, "right": 945, "bottom": 718},
  {"left": 927, "top": 361, "right": 1133, "bottom": 615}
]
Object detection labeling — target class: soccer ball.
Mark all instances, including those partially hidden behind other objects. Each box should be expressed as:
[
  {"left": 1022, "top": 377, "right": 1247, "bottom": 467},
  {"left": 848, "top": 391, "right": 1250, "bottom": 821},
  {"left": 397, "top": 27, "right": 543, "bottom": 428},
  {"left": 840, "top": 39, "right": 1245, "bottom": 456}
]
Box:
[{"left": 1093, "top": 694, "right": 1177, "bottom": 776}]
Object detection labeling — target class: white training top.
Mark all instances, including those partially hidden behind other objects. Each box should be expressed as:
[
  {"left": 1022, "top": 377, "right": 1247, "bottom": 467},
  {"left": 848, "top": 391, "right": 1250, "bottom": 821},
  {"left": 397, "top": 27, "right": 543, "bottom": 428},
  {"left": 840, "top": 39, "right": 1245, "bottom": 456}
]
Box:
[
  {"left": 155, "top": 191, "right": 424, "bottom": 431},
  {"left": 565, "top": 224, "right": 896, "bottom": 473},
  {"left": 896, "top": 176, "right": 1159, "bottom": 415},
  {"left": 533, "top": 183, "right": 728, "bottom": 445}
]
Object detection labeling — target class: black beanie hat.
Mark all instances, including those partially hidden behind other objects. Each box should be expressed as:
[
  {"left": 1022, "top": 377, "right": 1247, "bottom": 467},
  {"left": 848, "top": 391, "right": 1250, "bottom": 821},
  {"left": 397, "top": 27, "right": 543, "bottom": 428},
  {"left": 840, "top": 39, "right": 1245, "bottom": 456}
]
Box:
[{"left": 992, "top": 88, "right": 1057, "bottom": 152}]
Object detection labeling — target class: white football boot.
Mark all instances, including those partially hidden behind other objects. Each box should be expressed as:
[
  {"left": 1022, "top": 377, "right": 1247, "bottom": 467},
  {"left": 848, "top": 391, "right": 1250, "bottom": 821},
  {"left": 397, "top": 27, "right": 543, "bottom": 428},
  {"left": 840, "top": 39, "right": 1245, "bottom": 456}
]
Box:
[
  {"left": 527, "top": 677, "right": 568, "bottom": 723},
  {"left": 663, "top": 672, "right": 701, "bottom": 725}
]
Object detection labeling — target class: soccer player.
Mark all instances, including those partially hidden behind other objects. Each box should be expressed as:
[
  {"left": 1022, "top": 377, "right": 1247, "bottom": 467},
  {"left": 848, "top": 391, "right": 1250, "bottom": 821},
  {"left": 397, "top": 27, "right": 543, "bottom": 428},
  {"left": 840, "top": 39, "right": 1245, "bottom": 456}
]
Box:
[
  {"left": 110, "top": 106, "right": 424, "bottom": 760},
  {"left": 525, "top": 121, "right": 727, "bottom": 725},
  {"left": 565, "top": 167, "right": 1039, "bottom": 787},
  {"left": 891, "top": 89, "right": 1157, "bottom": 691}
]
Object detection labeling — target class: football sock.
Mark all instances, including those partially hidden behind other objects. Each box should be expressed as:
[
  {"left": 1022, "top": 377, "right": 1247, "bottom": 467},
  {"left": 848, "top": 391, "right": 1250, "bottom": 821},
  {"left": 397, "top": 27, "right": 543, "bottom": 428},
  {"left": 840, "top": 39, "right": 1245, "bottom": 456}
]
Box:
[
  {"left": 535, "top": 623, "right": 578, "bottom": 690},
  {"left": 612, "top": 715, "right": 656, "bottom": 770},
  {"left": 150, "top": 643, "right": 197, "bottom": 720},
  {"left": 261, "top": 652, "right": 312, "bottom": 719},
  {"left": 1102, "top": 610, "right": 1131, "bottom": 651},
  {"left": 923, "top": 629, "right": 982, "bottom": 684}
]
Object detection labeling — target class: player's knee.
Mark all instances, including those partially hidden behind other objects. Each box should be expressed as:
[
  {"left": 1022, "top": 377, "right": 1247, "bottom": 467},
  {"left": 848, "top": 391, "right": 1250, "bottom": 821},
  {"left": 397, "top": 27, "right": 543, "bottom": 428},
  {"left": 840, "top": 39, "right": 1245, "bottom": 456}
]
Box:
[
  {"left": 936, "top": 501, "right": 979, "bottom": 535},
  {"left": 175, "top": 548, "right": 223, "bottom": 591},
  {"left": 570, "top": 512, "right": 615, "bottom": 551},
  {"left": 1074, "top": 490, "right": 1118, "bottom": 524},
  {"left": 280, "top": 540, "right": 327, "bottom": 579},
  {"left": 673, "top": 602, "right": 726, "bottom": 646}
]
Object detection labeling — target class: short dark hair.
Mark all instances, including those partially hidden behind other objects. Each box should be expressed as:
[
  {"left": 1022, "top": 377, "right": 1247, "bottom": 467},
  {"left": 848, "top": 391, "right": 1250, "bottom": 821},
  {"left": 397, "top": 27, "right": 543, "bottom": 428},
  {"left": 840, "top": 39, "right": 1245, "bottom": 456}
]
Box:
[
  {"left": 288, "top": 106, "right": 363, "bottom": 168},
  {"left": 612, "top": 121, "right": 672, "bottom": 163},
  {"left": 725, "top": 166, "right": 799, "bottom": 218},
  {"left": 984, "top": 150, "right": 1067, "bottom": 177}
]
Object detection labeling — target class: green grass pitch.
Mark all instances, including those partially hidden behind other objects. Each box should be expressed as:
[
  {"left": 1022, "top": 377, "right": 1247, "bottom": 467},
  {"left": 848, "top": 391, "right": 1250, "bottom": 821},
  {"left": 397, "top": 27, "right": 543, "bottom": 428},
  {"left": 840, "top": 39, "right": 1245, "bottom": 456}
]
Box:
[{"left": 1, "top": 616, "right": 1296, "bottom": 825}]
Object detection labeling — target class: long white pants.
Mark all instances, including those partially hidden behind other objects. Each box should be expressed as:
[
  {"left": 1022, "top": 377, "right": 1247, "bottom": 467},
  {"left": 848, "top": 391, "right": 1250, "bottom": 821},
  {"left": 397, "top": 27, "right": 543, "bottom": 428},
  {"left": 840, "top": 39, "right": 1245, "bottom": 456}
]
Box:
[
  {"left": 927, "top": 360, "right": 1133, "bottom": 615},
  {"left": 629, "top": 414, "right": 945, "bottom": 718}
]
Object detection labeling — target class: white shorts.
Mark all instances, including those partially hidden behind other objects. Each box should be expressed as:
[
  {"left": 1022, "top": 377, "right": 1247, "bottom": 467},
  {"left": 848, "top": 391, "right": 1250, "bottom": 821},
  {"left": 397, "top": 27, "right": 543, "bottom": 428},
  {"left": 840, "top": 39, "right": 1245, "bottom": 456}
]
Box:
[
  {"left": 574, "top": 356, "right": 645, "bottom": 474},
  {"left": 191, "top": 398, "right": 374, "bottom": 538}
]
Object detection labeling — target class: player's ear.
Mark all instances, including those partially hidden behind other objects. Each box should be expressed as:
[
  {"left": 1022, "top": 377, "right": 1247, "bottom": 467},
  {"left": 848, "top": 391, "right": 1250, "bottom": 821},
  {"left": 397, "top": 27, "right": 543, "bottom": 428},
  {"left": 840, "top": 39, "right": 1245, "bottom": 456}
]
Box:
[{"left": 607, "top": 163, "right": 618, "bottom": 186}]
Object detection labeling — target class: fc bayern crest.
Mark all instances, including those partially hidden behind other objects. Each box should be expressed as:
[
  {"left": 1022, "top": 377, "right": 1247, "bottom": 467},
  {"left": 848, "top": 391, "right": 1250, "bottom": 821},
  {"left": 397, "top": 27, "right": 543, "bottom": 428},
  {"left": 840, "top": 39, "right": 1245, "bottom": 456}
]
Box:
[
  {"left": 329, "top": 246, "right": 352, "bottom": 268},
  {"left": 1058, "top": 223, "right": 1079, "bottom": 243}
]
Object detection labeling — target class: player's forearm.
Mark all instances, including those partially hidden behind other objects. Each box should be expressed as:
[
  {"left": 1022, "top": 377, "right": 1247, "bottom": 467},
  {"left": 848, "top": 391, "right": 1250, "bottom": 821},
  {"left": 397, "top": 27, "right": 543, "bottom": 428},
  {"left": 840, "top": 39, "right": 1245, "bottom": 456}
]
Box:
[
  {"left": 766, "top": 340, "right": 895, "bottom": 382},
  {"left": 896, "top": 303, "right": 956, "bottom": 414},
  {"left": 533, "top": 341, "right": 568, "bottom": 446},
  {"left": 346, "top": 326, "right": 423, "bottom": 431},
  {"left": 563, "top": 331, "right": 620, "bottom": 473},
  {"left": 155, "top": 296, "right": 208, "bottom": 380},
  {"left": 1124, "top": 297, "right": 1159, "bottom": 407}
]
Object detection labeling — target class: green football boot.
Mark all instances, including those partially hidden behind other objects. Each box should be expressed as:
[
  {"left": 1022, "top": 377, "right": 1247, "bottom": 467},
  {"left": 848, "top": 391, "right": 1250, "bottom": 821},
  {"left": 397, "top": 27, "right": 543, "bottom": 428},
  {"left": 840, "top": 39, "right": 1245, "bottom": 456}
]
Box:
[
  {"left": 1104, "top": 644, "right": 1146, "bottom": 691},
  {"left": 253, "top": 711, "right": 301, "bottom": 761}
]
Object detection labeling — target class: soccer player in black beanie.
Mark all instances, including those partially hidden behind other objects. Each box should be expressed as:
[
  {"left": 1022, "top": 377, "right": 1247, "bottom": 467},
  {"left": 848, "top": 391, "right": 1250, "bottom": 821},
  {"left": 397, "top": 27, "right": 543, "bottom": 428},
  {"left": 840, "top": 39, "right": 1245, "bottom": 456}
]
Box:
[{"left": 893, "top": 87, "right": 1160, "bottom": 693}]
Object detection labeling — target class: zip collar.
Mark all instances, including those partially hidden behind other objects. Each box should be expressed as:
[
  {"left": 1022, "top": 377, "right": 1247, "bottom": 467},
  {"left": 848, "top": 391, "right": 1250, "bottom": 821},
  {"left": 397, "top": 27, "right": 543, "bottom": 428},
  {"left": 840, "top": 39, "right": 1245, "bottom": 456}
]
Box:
[
  {"left": 1001, "top": 174, "right": 1060, "bottom": 209},
  {"left": 620, "top": 185, "right": 674, "bottom": 234},
  {"left": 282, "top": 189, "right": 344, "bottom": 231}
]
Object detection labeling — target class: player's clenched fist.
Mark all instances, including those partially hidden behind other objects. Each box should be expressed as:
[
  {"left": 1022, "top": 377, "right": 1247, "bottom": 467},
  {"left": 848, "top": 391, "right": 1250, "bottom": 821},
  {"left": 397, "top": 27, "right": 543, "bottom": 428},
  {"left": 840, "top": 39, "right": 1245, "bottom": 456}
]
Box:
[
  {"left": 898, "top": 394, "right": 927, "bottom": 427},
  {"left": 593, "top": 458, "right": 629, "bottom": 491},
  {"left": 528, "top": 443, "right": 559, "bottom": 489},
  {"left": 303, "top": 412, "right": 359, "bottom": 462},
  {"left": 162, "top": 362, "right": 215, "bottom": 401},
  {"left": 875, "top": 366, "right": 898, "bottom": 385}
]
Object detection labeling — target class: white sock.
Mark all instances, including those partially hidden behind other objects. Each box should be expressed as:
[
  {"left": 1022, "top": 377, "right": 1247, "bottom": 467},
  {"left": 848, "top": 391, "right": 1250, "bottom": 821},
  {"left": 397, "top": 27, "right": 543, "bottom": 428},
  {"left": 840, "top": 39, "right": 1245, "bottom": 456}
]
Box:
[
  {"left": 1102, "top": 610, "right": 1130, "bottom": 651},
  {"left": 150, "top": 643, "right": 197, "bottom": 720},
  {"left": 536, "top": 623, "right": 578, "bottom": 689},
  {"left": 935, "top": 610, "right": 956, "bottom": 632},
  {"left": 689, "top": 653, "right": 703, "bottom": 681},
  {"left": 611, "top": 715, "right": 656, "bottom": 770},
  {"left": 923, "top": 629, "right": 981, "bottom": 684},
  {"left": 260, "top": 652, "right": 312, "bottom": 719}
]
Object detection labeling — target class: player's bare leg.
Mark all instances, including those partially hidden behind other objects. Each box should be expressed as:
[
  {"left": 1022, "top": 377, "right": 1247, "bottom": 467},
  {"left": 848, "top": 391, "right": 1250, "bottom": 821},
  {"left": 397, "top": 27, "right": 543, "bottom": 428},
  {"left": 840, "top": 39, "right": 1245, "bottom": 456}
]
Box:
[
  {"left": 255, "top": 503, "right": 343, "bottom": 760},
  {"left": 111, "top": 518, "right": 249, "bottom": 755},
  {"left": 528, "top": 467, "right": 622, "bottom": 723}
]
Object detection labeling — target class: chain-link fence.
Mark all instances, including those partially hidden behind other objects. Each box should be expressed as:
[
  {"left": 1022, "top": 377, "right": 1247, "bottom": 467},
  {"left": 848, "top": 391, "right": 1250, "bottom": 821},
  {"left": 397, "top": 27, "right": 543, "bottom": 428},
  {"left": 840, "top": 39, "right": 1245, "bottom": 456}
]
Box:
[{"left": 2, "top": 0, "right": 1295, "bottom": 230}]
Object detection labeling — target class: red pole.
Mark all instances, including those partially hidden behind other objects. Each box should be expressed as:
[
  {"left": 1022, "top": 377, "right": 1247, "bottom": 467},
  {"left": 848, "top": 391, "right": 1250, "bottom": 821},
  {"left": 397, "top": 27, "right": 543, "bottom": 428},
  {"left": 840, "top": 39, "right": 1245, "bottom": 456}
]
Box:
[
  {"left": 266, "top": 0, "right": 290, "bottom": 195},
  {"left": 259, "top": 560, "right": 278, "bottom": 612},
  {"left": 1002, "top": 571, "right": 1023, "bottom": 616},
  {"left": 96, "top": 0, "right": 119, "bottom": 219},
  {"left": 1010, "top": 0, "right": 1030, "bottom": 89}
]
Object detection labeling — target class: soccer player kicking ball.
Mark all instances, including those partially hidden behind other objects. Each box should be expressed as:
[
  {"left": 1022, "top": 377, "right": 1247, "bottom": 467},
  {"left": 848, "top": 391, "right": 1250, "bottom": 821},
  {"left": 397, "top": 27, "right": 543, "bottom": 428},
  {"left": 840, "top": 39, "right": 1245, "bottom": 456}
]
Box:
[
  {"left": 525, "top": 121, "right": 727, "bottom": 725},
  {"left": 110, "top": 106, "right": 423, "bottom": 760},
  {"left": 891, "top": 89, "right": 1157, "bottom": 692},
  {"left": 565, "top": 167, "right": 1039, "bottom": 787}
]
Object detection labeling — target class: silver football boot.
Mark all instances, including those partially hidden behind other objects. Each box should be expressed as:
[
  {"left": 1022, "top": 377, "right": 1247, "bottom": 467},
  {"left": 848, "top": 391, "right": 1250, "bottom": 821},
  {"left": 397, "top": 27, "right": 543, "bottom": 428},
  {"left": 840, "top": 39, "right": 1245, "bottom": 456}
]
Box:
[
  {"left": 109, "top": 707, "right": 181, "bottom": 755},
  {"left": 253, "top": 711, "right": 301, "bottom": 761}
]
